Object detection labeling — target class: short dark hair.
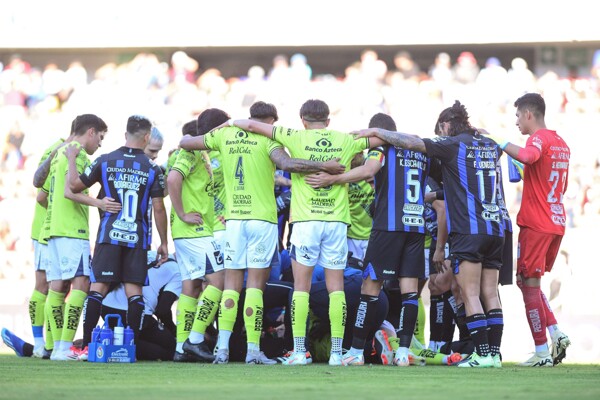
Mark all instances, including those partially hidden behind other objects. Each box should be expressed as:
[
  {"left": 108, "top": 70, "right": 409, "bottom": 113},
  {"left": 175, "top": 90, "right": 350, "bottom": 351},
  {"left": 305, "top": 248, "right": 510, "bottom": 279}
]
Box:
[
  {"left": 126, "top": 115, "right": 152, "bottom": 136},
  {"left": 514, "top": 92, "right": 545, "bottom": 119},
  {"left": 197, "top": 108, "right": 230, "bottom": 136},
  {"left": 299, "top": 99, "right": 329, "bottom": 122},
  {"left": 181, "top": 120, "right": 198, "bottom": 136},
  {"left": 74, "top": 114, "right": 107, "bottom": 136},
  {"left": 368, "top": 113, "right": 396, "bottom": 131},
  {"left": 250, "top": 101, "right": 278, "bottom": 122},
  {"left": 436, "top": 100, "right": 475, "bottom": 137}
]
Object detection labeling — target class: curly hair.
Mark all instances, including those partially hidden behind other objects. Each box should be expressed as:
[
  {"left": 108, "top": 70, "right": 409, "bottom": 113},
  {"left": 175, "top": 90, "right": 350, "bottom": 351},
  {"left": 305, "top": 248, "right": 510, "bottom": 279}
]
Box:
[{"left": 436, "top": 100, "right": 476, "bottom": 137}]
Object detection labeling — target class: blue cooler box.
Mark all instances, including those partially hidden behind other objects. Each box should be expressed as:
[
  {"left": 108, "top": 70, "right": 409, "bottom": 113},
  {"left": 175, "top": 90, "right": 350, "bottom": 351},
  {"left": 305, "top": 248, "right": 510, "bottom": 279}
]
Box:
[{"left": 88, "top": 314, "right": 136, "bottom": 363}]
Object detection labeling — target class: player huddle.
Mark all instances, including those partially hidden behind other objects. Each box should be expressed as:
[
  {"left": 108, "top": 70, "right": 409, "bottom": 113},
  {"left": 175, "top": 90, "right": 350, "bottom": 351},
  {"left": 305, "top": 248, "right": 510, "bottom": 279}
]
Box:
[{"left": 2, "top": 93, "right": 571, "bottom": 368}]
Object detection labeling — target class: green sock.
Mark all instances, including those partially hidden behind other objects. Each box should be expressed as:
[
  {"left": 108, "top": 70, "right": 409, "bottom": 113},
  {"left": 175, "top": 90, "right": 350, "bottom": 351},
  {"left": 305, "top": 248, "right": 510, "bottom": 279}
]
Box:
[
  {"left": 60, "top": 289, "right": 87, "bottom": 344},
  {"left": 244, "top": 288, "right": 264, "bottom": 346},
  {"left": 45, "top": 316, "right": 54, "bottom": 351},
  {"left": 176, "top": 294, "right": 198, "bottom": 346},
  {"left": 415, "top": 296, "right": 426, "bottom": 345},
  {"left": 190, "top": 285, "right": 222, "bottom": 336},
  {"left": 29, "top": 290, "right": 47, "bottom": 347},
  {"left": 329, "top": 291, "right": 346, "bottom": 340},
  {"left": 46, "top": 290, "right": 65, "bottom": 350},
  {"left": 218, "top": 290, "right": 240, "bottom": 333},
  {"left": 291, "top": 291, "right": 310, "bottom": 338}
]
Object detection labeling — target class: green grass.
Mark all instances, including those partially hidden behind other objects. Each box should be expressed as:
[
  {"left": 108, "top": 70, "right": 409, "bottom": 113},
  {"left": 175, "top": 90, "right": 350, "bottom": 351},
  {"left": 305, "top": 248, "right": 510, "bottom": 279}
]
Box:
[{"left": 0, "top": 356, "right": 599, "bottom": 400}]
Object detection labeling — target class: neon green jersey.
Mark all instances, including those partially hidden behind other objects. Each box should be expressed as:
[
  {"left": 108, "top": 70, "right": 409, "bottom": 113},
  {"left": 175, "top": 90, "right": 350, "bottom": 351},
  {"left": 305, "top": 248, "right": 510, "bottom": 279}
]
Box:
[
  {"left": 31, "top": 139, "right": 65, "bottom": 241},
  {"left": 210, "top": 151, "right": 226, "bottom": 232},
  {"left": 204, "top": 127, "right": 282, "bottom": 223},
  {"left": 272, "top": 126, "right": 369, "bottom": 224},
  {"left": 169, "top": 149, "right": 214, "bottom": 239},
  {"left": 40, "top": 142, "right": 90, "bottom": 241},
  {"left": 165, "top": 149, "right": 179, "bottom": 176},
  {"left": 348, "top": 180, "right": 375, "bottom": 240}
]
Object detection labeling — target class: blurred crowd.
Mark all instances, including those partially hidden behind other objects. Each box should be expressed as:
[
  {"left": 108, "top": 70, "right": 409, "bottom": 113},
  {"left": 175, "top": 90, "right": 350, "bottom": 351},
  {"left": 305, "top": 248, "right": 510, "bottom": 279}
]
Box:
[{"left": 1, "top": 48, "right": 600, "bottom": 281}]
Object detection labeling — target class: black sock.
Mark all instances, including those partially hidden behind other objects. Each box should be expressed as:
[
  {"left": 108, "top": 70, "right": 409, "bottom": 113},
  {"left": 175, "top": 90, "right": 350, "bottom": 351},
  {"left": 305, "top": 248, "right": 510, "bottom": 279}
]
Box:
[
  {"left": 486, "top": 308, "right": 503, "bottom": 356},
  {"left": 127, "top": 295, "right": 145, "bottom": 342},
  {"left": 466, "top": 313, "right": 489, "bottom": 356},
  {"left": 82, "top": 291, "right": 104, "bottom": 347},
  {"left": 441, "top": 291, "right": 456, "bottom": 343},
  {"left": 429, "top": 294, "right": 444, "bottom": 342},
  {"left": 351, "top": 294, "right": 378, "bottom": 350},
  {"left": 398, "top": 292, "right": 418, "bottom": 348},
  {"left": 455, "top": 303, "right": 470, "bottom": 341}
]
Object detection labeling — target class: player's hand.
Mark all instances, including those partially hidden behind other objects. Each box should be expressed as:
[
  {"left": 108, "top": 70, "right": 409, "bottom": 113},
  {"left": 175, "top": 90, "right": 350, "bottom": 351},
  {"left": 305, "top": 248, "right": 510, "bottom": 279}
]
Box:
[
  {"left": 217, "top": 215, "right": 226, "bottom": 226},
  {"left": 100, "top": 197, "right": 122, "bottom": 213},
  {"left": 477, "top": 128, "right": 509, "bottom": 149},
  {"left": 424, "top": 192, "right": 437, "bottom": 204},
  {"left": 64, "top": 143, "right": 81, "bottom": 160},
  {"left": 156, "top": 242, "right": 169, "bottom": 266},
  {"left": 181, "top": 212, "right": 203, "bottom": 225},
  {"left": 305, "top": 172, "right": 335, "bottom": 189},
  {"left": 321, "top": 158, "right": 345, "bottom": 175},
  {"left": 432, "top": 248, "right": 446, "bottom": 272},
  {"left": 351, "top": 128, "right": 380, "bottom": 139}
]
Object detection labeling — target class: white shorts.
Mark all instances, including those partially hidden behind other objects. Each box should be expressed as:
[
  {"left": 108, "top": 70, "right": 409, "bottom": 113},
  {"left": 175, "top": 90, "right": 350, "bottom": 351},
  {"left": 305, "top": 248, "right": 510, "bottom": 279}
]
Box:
[
  {"left": 47, "top": 237, "right": 90, "bottom": 281},
  {"left": 290, "top": 221, "right": 348, "bottom": 270},
  {"left": 213, "top": 230, "right": 225, "bottom": 254},
  {"left": 347, "top": 238, "right": 369, "bottom": 262},
  {"left": 223, "top": 220, "right": 278, "bottom": 270},
  {"left": 174, "top": 236, "right": 223, "bottom": 281},
  {"left": 33, "top": 240, "right": 50, "bottom": 272}
]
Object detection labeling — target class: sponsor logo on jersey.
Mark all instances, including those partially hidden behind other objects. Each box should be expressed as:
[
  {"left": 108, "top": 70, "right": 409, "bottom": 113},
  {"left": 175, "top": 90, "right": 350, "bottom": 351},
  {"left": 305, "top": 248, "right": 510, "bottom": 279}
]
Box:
[{"left": 109, "top": 230, "right": 139, "bottom": 243}]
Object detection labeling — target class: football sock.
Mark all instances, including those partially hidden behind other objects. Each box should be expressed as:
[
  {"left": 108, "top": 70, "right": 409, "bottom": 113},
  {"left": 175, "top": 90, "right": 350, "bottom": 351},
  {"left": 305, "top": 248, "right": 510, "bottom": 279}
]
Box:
[
  {"left": 243, "top": 288, "right": 264, "bottom": 347},
  {"left": 29, "top": 290, "right": 47, "bottom": 349},
  {"left": 82, "top": 291, "right": 104, "bottom": 347},
  {"left": 45, "top": 315, "right": 53, "bottom": 351},
  {"left": 329, "top": 291, "right": 346, "bottom": 354},
  {"left": 291, "top": 291, "right": 309, "bottom": 352},
  {"left": 397, "top": 292, "right": 419, "bottom": 348},
  {"left": 216, "top": 290, "right": 239, "bottom": 351},
  {"left": 176, "top": 293, "right": 198, "bottom": 349},
  {"left": 351, "top": 294, "right": 378, "bottom": 350},
  {"left": 442, "top": 291, "right": 457, "bottom": 343},
  {"left": 541, "top": 290, "right": 558, "bottom": 327},
  {"left": 520, "top": 284, "right": 547, "bottom": 346},
  {"left": 466, "top": 313, "right": 489, "bottom": 356},
  {"left": 189, "top": 285, "right": 222, "bottom": 344},
  {"left": 46, "top": 289, "right": 65, "bottom": 350},
  {"left": 429, "top": 294, "right": 444, "bottom": 344},
  {"left": 59, "top": 289, "right": 87, "bottom": 349},
  {"left": 127, "top": 295, "right": 145, "bottom": 342},
  {"left": 415, "top": 296, "right": 426, "bottom": 345},
  {"left": 455, "top": 303, "right": 470, "bottom": 340},
  {"left": 486, "top": 308, "right": 503, "bottom": 356}
]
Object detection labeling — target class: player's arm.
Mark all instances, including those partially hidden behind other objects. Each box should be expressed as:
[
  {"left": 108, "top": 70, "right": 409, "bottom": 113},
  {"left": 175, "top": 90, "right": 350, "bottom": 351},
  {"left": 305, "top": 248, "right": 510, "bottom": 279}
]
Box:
[
  {"left": 166, "top": 169, "right": 203, "bottom": 225},
  {"left": 179, "top": 135, "right": 208, "bottom": 151},
  {"left": 33, "top": 145, "right": 63, "bottom": 188},
  {"left": 432, "top": 199, "right": 448, "bottom": 272},
  {"left": 37, "top": 189, "right": 48, "bottom": 208},
  {"left": 274, "top": 173, "right": 292, "bottom": 187},
  {"left": 478, "top": 128, "right": 541, "bottom": 165},
  {"left": 231, "top": 119, "right": 275, "bottom": 139},
  {"left": 305, "top": 158, "right": 382, "bottom": 189},
  {"left": 151, "top": 197, "right": 169, "bottom": 266},
  {"left": 269, "top": 148, "right": 345, "bottom": 175},
  {"left": 353, "top": 128, "right": 426, "bottom": 152}
]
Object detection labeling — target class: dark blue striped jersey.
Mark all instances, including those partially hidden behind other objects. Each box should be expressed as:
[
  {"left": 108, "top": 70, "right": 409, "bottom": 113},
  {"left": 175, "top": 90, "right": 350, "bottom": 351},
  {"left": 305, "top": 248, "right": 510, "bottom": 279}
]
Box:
[
  {"left": 423, "top": 133, "right": 504, "bottom": 237},
  {"left": 424, "top": 177, "right": 443, "bottom": 240},
  {"left": 80, "top": 147, "right": 165, "bottom": 249},
  {"left": 367, "top": 146, "right": 437, "bottom": 233},
  {"left": 496, "top": 158, "right": 512, "bottom": 233}
]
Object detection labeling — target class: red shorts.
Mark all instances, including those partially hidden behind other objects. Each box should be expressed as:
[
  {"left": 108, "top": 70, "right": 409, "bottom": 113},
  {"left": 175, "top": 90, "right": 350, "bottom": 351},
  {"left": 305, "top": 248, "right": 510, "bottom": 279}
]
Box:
[{"left": 517, "top": 227, "right": 563, "bottom": 279}]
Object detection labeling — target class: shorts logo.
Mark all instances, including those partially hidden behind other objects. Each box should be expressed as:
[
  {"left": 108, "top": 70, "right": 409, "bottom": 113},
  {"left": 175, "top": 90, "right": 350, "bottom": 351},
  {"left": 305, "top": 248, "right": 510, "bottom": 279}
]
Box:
[
  {"left": 256, "top": 244, "right": 266, "bottom": 254},
  {"left": 61, "top": 257, "right": 69, "bottom": 266}
]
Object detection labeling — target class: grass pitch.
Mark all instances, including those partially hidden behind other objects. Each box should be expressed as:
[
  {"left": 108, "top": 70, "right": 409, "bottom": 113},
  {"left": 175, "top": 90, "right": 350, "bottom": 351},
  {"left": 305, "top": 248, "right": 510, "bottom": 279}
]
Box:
[{"left": 0, "top": 355, "right": 599, "bottom": 400}]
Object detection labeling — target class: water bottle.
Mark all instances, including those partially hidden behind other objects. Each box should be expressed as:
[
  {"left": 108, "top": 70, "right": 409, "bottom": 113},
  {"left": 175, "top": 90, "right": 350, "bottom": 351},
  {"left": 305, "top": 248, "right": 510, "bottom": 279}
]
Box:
[
  {"left": 91, "top": 326, "right": 101, "bottom": 343},
  {"left": 507, "top": 156, "right": 522, "bottom": 183},
  {"left": 113, "top": 326, "right": 124, "bottom": 346},
  {"left": 99, "top": 326, "right": 113, "bottom": 345},
  {"left": 123, "top": 326, "right": 135, "bottom": 346}
]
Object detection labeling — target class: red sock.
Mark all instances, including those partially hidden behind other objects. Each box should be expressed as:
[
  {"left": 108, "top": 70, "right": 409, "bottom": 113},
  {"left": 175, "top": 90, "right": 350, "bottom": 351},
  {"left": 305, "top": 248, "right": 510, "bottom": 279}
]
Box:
[
  {"left": 540, "top": 291, "right": 558, "bottom": 327},
  {"left": 520, "top": 285, "right": 547, "bottom": 346}
]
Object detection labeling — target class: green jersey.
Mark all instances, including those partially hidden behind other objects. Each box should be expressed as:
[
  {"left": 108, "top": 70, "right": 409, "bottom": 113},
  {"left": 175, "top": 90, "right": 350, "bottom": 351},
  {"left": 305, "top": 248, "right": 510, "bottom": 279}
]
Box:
[
  {"left": 169, "top": 149, "right": 214, "bottom": 239},
  {"left": 31, "top": 139, "right": 65, "bottom": 242},
  {"left": 204, "top": 127, "right": 282, "bottom": 223},
  {"left": 210, "top": 151, "right": 226, "bottom": 232},
  {"left": 348, "top": 180, "right": 375, "bottom": 240},
  {"left": 165, "top": 149, "right": 179, "bottom": 176},
  {"left": 272, "top": 126, "right": 369, "bottom": 224},
  {"left": 41, "top": 141, "right": 90, "bottom": 241}
]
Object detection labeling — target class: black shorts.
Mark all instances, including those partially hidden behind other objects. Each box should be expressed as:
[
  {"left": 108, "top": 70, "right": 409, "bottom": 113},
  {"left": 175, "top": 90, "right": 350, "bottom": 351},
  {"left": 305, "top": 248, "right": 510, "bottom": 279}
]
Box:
[
  {"left": 91, "top": 243, "right": 147, "bottom": 285},
  {"left": 498, "top": 230, "right": 513, "bottom": 285},
  {"left": 363, "top": 230, "right": 425, "bottom": 281},
  {"left": 449, "top": 233, "right": 504, "bottom": 273}
]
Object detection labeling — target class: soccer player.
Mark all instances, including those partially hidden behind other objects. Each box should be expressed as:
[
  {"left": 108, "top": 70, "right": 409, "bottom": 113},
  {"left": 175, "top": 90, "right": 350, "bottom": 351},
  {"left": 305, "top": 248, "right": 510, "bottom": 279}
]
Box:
[
  {"left": 168, "top": 109, "right": 228, "bottom": 363},
  {"left": 144, "top": 127, "right": 164, "bottom": 162},
  {"left": 69, "top": 115, "right": 169, "bottom": 360},
  {"left": 305, "top": 112, "right": 436, "bottom": 366},
  {"left": 179, "top": 101, "right": 345, "bottom": 365},
  {"left": 346, "top": 152, "right": 375, "bottom": 263},
  {"left": 493, "top": 93, "right": 571, "bottom": 366},
  {"left": 223, "top": 99, "right": 373, "bottom": 366},
  {"left": 40, "top": 114, "right": 121, "bottom": 361},
  {"left": 354, "top": 101, "right": 505, "bottom": 368}
]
